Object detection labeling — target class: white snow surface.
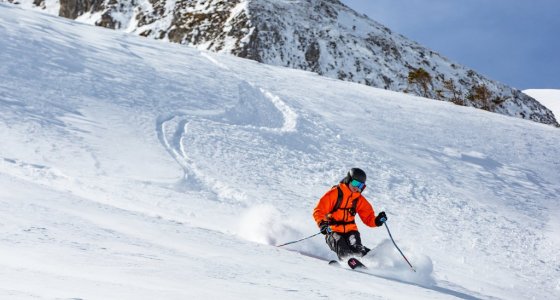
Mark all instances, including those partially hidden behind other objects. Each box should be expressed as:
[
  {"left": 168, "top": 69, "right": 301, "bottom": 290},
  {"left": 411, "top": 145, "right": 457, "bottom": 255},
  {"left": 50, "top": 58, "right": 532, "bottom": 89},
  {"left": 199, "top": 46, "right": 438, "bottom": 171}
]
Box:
[
  {"left": 6, "top": 0, "right": 558, "bottom": 126},
  {"left": 0, "top": 4, "right": 559, "bottom": 300},
  {"left": 524, "top": 89, "right": 560, "bottom": 120}
]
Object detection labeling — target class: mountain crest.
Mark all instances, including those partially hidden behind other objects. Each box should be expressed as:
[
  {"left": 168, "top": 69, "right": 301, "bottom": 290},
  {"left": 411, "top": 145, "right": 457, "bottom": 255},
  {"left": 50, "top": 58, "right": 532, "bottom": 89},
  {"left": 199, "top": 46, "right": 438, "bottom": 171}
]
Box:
[{"left": 5, "top": 0, "right": 558, "bottom": 126}]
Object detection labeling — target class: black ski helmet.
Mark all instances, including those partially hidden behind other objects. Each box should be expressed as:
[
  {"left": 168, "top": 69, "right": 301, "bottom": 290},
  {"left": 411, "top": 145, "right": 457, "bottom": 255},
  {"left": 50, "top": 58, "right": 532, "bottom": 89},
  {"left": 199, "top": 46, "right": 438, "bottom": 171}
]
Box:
[{"left": 342, "top": 168, "right": 367, "bottom": 184}]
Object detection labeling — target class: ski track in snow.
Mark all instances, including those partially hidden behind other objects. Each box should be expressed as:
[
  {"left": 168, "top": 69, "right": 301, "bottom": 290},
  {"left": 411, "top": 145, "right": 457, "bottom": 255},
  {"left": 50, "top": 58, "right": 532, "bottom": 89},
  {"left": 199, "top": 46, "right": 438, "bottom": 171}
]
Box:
[{"left": 156, "top": 56, "right": 299, "bottom": 204}]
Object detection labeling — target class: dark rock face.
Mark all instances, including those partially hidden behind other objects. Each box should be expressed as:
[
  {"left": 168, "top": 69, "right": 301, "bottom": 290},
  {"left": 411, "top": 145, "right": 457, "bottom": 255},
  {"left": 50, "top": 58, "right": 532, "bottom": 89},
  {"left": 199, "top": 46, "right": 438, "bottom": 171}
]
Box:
[
  {"left": 59, "top": 0, "right": 104, "bottom": 19},
  {"left": 6, "top": 0, "right": 558, "bottom": 126}
]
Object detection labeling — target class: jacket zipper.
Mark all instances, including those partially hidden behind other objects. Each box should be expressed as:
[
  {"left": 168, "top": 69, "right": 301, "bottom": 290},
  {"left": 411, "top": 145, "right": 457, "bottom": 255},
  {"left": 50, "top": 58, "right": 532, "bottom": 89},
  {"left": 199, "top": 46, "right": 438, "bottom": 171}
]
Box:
[{"left": 343, "top": 194, "right": 350, "bottom": 232}]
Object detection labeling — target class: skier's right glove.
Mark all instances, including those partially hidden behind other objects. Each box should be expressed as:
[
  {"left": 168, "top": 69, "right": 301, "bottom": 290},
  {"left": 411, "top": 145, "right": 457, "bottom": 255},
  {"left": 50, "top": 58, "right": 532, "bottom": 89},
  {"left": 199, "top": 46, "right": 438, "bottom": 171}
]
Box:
[
  {"left": 375, "top": 211, "right": 387, "bottom": 227},
  {"left": 319, "top": 221, "right": 331, "bottom": 235}
]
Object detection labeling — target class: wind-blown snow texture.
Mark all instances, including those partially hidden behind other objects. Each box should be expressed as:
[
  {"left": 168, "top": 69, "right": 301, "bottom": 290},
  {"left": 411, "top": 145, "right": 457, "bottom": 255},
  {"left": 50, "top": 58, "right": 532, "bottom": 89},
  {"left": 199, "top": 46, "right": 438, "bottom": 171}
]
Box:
[{"left": 1, "top": 4, "right": 559, "bottom": 300}]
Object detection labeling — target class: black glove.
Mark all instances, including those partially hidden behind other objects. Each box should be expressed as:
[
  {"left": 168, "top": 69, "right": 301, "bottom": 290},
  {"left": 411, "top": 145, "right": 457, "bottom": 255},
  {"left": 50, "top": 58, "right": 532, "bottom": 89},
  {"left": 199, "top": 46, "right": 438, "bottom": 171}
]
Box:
[
  {"left": 375, "top": 211, "right": 387, "bottom": 227},
  {"left": 319, "top": 221, "right": 331, "bottom": 235}
]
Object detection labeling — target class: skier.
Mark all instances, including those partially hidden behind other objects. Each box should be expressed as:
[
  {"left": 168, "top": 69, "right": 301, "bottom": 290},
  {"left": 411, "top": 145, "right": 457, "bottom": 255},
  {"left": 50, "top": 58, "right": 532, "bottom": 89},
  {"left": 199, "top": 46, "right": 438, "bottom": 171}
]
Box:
[{"left": 313, "top": 168, "right": 387, "bottom": 261}]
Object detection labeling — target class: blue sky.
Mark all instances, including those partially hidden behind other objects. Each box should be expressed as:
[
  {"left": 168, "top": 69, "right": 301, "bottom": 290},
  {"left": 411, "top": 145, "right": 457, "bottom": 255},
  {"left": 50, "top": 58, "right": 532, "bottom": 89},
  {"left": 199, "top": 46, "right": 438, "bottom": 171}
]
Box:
[{"left": 341, "top": 0, "right": 559, "bottom": 90}]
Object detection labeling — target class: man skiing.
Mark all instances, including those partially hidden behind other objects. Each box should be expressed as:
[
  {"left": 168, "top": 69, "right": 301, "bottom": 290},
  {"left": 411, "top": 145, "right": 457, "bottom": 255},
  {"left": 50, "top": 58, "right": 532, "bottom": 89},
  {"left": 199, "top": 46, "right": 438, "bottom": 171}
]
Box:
[{"left": 313, "top": 168, "right": 387, "bottom": 261}]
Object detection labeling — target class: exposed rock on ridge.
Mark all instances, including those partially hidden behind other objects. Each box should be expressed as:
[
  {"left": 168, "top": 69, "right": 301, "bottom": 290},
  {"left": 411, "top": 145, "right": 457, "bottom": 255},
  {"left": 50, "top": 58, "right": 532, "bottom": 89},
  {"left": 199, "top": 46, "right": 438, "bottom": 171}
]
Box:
[{"left": 4, "top": 0, "right": 558, "bottom": 126}]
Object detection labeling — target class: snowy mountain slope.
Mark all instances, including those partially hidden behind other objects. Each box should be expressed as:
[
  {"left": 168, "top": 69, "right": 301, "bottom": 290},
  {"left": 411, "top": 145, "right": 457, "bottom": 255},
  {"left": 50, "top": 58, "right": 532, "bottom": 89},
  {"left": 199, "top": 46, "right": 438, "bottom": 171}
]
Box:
[
  {"left": 3, "top": 0, "right": 558, "bottom": 127},
  {"left": 1, "top": 4, "right": 559, "bottom": 300},
  {"left": 524, "top": 89, "right": 560, "bottom": 120}
]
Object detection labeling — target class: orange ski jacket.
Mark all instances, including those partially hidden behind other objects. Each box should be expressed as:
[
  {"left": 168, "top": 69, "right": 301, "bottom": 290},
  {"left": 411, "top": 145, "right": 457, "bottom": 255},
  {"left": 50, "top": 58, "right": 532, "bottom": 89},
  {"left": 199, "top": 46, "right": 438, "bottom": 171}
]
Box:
[{"left": 313, "top": 183, "right": 378, "bottom": 233}]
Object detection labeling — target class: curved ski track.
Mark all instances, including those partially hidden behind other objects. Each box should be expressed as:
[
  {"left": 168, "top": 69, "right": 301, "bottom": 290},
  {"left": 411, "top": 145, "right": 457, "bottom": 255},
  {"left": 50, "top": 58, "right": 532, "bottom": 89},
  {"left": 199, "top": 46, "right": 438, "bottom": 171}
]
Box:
[{"left": 156, "top": 52, "right": 298, "bottom": 201}]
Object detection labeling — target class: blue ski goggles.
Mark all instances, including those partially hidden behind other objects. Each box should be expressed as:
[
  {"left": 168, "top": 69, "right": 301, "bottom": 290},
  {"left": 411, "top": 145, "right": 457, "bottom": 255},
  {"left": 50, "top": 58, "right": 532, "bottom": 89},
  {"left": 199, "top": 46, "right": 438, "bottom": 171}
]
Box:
[{"left": 350, "top": 179, "right": 366, "bottom": 191}]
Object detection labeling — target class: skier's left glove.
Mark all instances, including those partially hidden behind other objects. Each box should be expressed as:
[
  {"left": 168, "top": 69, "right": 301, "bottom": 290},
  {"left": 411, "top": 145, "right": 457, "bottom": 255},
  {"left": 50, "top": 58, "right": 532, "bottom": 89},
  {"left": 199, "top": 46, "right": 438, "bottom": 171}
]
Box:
[{"left": 375, "top": 211, "right": 387, "bottom": 227}]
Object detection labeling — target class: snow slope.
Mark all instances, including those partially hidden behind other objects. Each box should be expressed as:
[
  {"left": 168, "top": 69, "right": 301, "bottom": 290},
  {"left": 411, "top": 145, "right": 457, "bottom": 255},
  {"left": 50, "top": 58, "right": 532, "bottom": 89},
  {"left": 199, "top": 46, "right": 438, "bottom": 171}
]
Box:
[
  {"left": 4, "top": 0, "right": 558, "bottom": 126},
  {"left": 1, "top": 4, "right": 559, "bottom": 300},
  {"left": 524, "top": 89, "right": 560, "bottom": 120}
]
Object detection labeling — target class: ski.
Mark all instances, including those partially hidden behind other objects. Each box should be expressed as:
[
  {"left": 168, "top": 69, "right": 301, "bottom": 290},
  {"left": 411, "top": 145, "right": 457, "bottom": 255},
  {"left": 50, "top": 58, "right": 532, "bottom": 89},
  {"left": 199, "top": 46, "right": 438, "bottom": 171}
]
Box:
[
  {"left": 347, "top": 257, "right": 367, "bottom": 269},
  {"left": 328, "top": 260, "right": 341, "bottom": 266},
  {"left": 328, "top": 258, "right": 367, "bottom": 270}
]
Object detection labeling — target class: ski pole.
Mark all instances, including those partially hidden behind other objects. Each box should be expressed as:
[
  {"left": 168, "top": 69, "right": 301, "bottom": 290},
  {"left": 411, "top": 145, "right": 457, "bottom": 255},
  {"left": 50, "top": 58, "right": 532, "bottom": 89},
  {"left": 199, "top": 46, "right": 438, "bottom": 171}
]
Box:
[
  {"left": 380, "top": 218, "right": 416, "bottom": 272},
  {"left": 276, "top": 232, "right": 322, "bottom": 247}
]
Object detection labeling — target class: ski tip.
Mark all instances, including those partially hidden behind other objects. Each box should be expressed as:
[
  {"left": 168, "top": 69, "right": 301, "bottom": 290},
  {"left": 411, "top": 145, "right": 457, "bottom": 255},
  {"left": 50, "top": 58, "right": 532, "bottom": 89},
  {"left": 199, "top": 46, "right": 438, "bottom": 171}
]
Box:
[
  {"left": 328, "top": 260, "right": 341, "bottom": 266},
  {"left": 347, "top": 258, "right": 366, "bottom": 269}
]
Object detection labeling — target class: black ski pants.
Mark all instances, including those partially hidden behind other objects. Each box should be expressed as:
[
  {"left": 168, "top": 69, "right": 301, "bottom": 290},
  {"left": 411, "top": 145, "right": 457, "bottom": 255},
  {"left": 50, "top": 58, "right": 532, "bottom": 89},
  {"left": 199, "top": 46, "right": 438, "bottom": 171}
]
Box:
[{"left": 325, "top": 230, "right": 370, "bottom": 260}]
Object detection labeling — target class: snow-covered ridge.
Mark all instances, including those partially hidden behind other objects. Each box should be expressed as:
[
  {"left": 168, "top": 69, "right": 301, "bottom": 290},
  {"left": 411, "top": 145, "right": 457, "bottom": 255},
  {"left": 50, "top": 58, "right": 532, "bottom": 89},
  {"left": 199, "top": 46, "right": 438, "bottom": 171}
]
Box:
[
  {"left": 523, "top": 89, "right": 560, "bottom": 120},
  {"left": 3, "top": 0, "right": 558, "bottom": 127}
]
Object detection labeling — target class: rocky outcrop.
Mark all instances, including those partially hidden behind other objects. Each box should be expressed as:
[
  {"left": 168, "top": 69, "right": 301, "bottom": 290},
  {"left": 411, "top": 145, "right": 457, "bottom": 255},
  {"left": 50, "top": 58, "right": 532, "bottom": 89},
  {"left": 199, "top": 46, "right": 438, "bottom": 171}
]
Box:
[
  {"left": 5, "top": 0, "right": 558, "bottom": 126},
  {"left": 59, "top": 0, "right": 102, "bottom": 19}
]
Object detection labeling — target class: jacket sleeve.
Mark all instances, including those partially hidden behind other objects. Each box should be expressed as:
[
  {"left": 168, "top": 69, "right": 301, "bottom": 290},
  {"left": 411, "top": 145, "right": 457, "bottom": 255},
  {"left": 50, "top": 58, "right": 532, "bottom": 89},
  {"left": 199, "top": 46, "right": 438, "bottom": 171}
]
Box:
[
  {"left": 356, "top": 196, "right": 377, "bottom": 227},
  {"left": 313, "top": 188, "right": 337, "bottom": 226}
]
